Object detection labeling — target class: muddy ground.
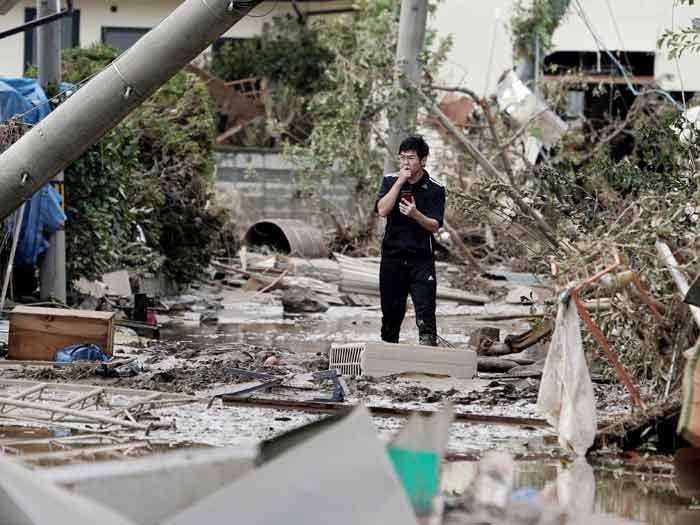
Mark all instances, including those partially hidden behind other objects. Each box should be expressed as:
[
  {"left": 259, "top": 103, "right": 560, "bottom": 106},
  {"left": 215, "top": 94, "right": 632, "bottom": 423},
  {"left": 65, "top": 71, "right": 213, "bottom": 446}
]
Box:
[{"left": 0, "top": 277, "right": 695, "bottom": 524}]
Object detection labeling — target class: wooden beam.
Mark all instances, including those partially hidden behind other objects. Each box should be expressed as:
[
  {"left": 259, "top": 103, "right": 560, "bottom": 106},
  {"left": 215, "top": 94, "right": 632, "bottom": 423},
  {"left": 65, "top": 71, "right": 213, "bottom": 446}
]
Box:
[{"left": 220, "top": 396, "right": 549, "bottom": 427}]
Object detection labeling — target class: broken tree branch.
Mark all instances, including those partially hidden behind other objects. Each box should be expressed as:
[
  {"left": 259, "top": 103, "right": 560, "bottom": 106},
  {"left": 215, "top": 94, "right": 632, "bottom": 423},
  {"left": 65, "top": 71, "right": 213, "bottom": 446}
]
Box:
[
  {"left": 417, "top": 88, "right": 563, "bottom": 253},
  {"left": 427, "top": 84, "right": 515, "bottom": 182},
  {"left": 442, "top": 219, "right": 482, "bottom": 270}
]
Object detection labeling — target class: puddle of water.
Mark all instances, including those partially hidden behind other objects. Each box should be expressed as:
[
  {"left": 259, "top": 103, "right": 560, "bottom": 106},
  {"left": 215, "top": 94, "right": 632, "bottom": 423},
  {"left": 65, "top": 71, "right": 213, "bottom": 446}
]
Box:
[
  {"left": 162, "top": 311, "right": 525, "bottom": 354},
  {"left": 443, "top": 460, "right": 692, "bottom": 525},
  {"left": 0, "top": 425, "right": 74, "bottom": 455}
]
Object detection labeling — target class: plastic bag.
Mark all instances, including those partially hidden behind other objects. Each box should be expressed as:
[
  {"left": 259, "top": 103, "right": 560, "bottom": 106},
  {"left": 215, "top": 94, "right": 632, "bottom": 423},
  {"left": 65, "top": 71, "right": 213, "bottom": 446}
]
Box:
[
  {"left": 54, "top": 343, "right": 108, "bottom": 363},
  {"left": 536, "top": 290, "right": 597, "bottom": 456}
]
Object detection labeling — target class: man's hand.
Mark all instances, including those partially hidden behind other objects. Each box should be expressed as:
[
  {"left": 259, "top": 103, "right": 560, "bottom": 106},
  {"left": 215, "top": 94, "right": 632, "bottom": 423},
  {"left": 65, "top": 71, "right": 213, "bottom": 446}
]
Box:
[
  {"left": 399, "top": 196, "right": 440, "bottom": 233},
  {"left": 399, "top": 196, "right": 417, "bottom": 218},
  {"left": 398, "top": 166, "right": 412, "bottom": 182}
]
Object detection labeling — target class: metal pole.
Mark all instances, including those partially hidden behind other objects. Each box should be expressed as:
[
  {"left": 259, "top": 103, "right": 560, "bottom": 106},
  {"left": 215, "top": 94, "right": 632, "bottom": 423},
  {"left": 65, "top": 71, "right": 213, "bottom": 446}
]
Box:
[
  {"left": 1, "top": 204, "right": 26, "bottom": 314},
  {"left": 534, "top": 35, "right": 541, "bottom": 97},
  {"left": 383, "top": 0, "right": 428, "bottom": 174},
  {"left": 0, "top": 0, "right": 263, "bottom": 221},
  {"left": 37, "top": 0, "right": 66, "bottom": 302}
]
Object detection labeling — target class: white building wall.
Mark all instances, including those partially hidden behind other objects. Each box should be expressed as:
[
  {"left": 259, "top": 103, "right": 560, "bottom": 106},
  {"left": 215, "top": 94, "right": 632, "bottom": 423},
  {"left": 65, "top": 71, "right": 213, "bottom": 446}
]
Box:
[
  {"left": 433, "top": 0, "right": 700, "bottom": 93},
  {"left": 0, "top": 0, "right": 348, "bottom": 77},
  {"left": 0, "top": 1, "right": 29, "bottom": 77},
  {"left": 2, "top": 1, "right": 699, "bottom": 90},
  {"left": 653, "top": 1, "right": 700, "bottom": 92},
  {"left": 551, "top": 0, "right": 659, "bottom": 52},
  {"left": 432, "top": 0, "right": 518, "bottom": 96},
  {"left": 550, "top": 0, "right": 700, "bottom": 91}
]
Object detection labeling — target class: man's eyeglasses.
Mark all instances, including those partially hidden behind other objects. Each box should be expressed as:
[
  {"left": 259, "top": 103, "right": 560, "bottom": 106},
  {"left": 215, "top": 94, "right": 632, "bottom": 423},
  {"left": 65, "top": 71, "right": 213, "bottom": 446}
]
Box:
[{"left": 398, "top": 154, "right": 419, "bottom": 162}]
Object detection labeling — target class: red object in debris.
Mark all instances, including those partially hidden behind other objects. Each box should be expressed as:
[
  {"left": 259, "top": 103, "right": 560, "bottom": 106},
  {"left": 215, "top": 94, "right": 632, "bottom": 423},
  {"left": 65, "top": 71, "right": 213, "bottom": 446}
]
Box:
[
  {"left": 146, "top": 310, "right": 156, "bottom": 326},
  {"left": 264, "top": 355, "right": 280, "bottom": 366}
]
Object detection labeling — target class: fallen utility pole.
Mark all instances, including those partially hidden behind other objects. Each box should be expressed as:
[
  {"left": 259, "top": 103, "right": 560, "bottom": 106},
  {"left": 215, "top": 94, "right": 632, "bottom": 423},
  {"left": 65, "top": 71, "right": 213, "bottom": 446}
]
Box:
[
  {"left": 220, "top": 396, "right": 549, "bottom": 427},
  {"left": 0, "top": 0, "right": 263, "bottom": 221}
]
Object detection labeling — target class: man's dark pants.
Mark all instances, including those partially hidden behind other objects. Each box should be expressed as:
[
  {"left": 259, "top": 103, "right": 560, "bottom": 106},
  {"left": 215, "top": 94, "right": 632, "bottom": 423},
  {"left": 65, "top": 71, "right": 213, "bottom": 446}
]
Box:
[{"left": 379, "top": 255, "right": 437, "bottom": 345}]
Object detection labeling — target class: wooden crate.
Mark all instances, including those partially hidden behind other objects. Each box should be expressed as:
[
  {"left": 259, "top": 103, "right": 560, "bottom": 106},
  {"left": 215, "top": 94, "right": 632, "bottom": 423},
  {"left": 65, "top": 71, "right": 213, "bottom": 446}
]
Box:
[
  {"left": 8, "top": 306, "right": 115, "bottom": 361},
  {"left": 679, "top": 343, "right": 700, "bottom": 447}
]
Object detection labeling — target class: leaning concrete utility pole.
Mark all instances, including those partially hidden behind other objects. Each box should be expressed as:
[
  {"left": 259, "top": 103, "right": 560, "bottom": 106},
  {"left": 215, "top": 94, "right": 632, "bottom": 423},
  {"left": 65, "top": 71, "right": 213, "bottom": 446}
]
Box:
[
  {"left": 383, "top": 0, "right": 428, "bottom": 174},
  {"left": 0, "top": 0, "right": 263, "bottom": 221},
  {"left": 37, "top": 0, "right": 66, "bottom": 302}
]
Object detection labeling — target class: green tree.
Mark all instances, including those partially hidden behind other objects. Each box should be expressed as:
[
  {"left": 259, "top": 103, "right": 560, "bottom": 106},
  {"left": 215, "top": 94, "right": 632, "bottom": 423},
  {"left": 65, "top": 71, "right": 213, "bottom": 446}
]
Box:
[
  {"left": 60, "top": 44, "right": 220, "bottom": 284},
  {"left": 658, "top": 0, "right": 700, "bottom": 58}
]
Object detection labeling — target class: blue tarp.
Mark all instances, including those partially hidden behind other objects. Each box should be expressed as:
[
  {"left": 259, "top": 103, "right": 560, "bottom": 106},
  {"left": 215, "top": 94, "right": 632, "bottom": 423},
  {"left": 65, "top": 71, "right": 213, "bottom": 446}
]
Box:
[
  {"left": 1, "top": 77, "right": 66, "bottom": 268},
  {"left": 0, "top": 77, "right": 51, "bottom": 124}
]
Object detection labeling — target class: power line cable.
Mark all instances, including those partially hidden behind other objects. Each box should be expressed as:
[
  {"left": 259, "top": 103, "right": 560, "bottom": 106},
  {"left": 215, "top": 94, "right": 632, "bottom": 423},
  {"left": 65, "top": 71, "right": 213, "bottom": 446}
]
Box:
[
  {"left": 603, "top": 0, "right": 633, "bottom": 72},
  {"left": 671, "top": 0, "right": 688, "bottom": 110},
  {"left": 5, "top": 1, "right": 283, "bottom": 125},
  {"left": 572, "top": 0, "right": 683, "bottom": 111}
]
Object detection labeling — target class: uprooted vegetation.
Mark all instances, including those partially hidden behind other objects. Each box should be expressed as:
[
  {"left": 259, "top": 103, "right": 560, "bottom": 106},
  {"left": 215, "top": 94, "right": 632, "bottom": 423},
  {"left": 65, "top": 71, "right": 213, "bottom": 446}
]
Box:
[
  {"left": 421, "top": 74, "right": 700, "bottom": 394},
  {"left": 57, "top": 45, "right": 227, "bottom": 285}
]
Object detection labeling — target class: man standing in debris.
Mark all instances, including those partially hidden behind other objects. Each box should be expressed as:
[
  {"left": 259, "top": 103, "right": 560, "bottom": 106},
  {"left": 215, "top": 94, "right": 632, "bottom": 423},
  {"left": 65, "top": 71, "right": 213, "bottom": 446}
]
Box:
[{"left": 375, "top": 136, "right": 445, "bottom": 346}]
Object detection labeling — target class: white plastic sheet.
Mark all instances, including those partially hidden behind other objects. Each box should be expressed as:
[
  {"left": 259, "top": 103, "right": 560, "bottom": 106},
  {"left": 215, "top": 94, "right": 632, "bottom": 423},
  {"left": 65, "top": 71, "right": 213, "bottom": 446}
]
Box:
[
  {"left": 165, "top": 405, "right": 419, "bottom": 525},
  {"left": 496, "top": 71, "right": 568, "bottom": 148},
  {"left": 537, "top": 291, "right": 597, "bottom": 456},
  {"left": 0, "top": 454, "right": 135, "bottom": 525}
]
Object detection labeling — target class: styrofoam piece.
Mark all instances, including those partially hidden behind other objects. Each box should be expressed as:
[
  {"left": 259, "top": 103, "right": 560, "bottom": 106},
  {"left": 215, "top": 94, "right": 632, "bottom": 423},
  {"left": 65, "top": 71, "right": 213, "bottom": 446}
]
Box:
[
  {"left": 330, "top": 342, "right": 477, "bottom": 379},
  {"left": 43, "top": 446, "right": 257, "bottom": 525},
  {"left": 362, "top": 342, "right": 476, "bottom": 379}
]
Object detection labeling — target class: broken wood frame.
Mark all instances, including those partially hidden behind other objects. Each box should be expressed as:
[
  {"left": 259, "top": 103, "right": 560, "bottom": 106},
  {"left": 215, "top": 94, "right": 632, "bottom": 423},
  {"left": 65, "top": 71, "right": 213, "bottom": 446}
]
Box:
[
  {"left": 569, "top": 254, "right": 661, "bottom": 410},
  {"left": 0, "top": 380, "right": 194, "bottom": 432},
  {"left": 184, "top": 63, "right": 266, "bottom": 144}
]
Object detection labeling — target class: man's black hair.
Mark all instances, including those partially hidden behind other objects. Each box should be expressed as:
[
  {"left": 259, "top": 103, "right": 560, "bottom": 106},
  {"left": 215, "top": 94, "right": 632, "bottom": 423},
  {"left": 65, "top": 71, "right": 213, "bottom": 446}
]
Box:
[{"left": 399, "top": 135, "right": 429, "bottom": 159}]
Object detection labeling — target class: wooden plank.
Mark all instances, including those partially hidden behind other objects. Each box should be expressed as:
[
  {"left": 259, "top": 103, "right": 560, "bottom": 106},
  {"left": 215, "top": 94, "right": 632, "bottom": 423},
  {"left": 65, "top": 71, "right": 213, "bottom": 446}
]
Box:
[
  {"left": 8, "top": 306, "right": 114, "bottom": 360},
  {"left": 10, "top": 306, "right": 115, "bottom": 320},
  {"left": 679, "top": 341, "right": 700, "bottom": 446},
  {"left": 220, "top": 396, "right": 549, "bottom": 427}
]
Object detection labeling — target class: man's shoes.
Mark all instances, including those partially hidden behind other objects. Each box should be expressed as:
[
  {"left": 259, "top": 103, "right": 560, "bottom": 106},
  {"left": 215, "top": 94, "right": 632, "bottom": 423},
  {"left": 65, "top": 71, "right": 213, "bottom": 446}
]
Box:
[{"left": 419, "top": 334, "right": 437, "bottom": 347}]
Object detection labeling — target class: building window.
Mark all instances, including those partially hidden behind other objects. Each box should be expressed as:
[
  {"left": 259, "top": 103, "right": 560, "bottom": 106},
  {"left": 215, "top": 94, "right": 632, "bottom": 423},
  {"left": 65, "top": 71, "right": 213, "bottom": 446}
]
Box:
[
  {"left": 24, "top": 7, "right": 81, "bottom": 72},
  {"left": 101, "top": 27, "right": 149, "bottom": 52}
]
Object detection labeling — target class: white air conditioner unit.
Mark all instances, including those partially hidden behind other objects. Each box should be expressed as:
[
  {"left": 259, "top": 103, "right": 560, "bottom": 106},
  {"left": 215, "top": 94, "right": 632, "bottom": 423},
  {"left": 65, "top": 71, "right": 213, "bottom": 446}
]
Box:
[{"left": 0, "top": 0, "right": 23, "bottom": 15}]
